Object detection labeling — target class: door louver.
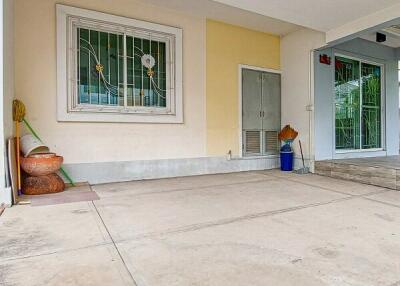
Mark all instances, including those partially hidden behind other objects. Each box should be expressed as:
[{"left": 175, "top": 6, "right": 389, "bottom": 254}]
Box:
[
  {"left": 265, "top": 131, "right": 279, "bottom": 154},
  {"left": 244, "top": 130, "right": 261, "bottom": 154}
]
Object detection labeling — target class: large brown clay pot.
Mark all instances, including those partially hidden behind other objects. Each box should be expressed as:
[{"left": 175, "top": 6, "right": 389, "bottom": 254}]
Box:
[
  {"left": 20, "top": 153, "right": 63, "bottom": 176},
  {"left": 22, "top": 173, "right": 65, "bottom": 195}
]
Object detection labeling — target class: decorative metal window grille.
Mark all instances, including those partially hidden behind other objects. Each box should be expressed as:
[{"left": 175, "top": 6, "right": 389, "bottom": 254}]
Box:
[{"left": 69, "top": 17, "right": 176, "bottom": 115}]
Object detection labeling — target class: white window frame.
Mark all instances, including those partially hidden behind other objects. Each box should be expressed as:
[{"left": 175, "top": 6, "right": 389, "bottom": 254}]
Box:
[
  {"left": 333, "top": 53, "right": 385, "bottom": 154},
  {"left": 56, "top": 4, "right": 183, "bottom": 123}
]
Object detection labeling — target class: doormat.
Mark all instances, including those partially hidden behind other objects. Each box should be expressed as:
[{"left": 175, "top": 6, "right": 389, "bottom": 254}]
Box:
[{"left": 19, "top": 182, "right": 100, "bottom": 207}]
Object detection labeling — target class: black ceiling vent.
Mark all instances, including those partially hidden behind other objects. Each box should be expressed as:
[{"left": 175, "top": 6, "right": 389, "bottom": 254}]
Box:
[{"left": 376, "top": 32, "right": 386, "bottom": 43}]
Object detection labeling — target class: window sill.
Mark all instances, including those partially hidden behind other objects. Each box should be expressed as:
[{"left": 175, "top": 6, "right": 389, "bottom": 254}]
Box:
[
  {"left": 57, "top": 110, "right": 183, "bottom": 123},
  {"left": 335, "top": 148, "right": 384, "bottom": 154},
  {"left": 333, "top": 149, "right": 386, "bottom": 159}
]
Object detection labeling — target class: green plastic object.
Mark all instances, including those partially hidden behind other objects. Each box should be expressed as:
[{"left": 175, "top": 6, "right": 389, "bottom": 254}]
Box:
[{"left": 23, "top": 119, "right": 75, "bottom": 186}]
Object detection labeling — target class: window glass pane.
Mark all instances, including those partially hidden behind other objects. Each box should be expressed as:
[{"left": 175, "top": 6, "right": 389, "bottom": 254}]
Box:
[
  {"left": 99, "top": 32, "right": 109, "bottom": 105},
  {"left": 126, "top": 36, "right": 134, "bottom": 106},
  {"left": 134, "top": 37, "right": 143, "bottom": 106},
  {"left": 89, "top": 30, "right": 99, "bottom": 104},
  {"left": 78, "top": 27, "right": 123, "bottom": 106},
  {"left": 77, "top": 26, "right": 167, "bottom": 109},
  {"left": 78, "top": 28, "right": 89, "bottom": 104},
  {"left": 109, "top": 33, "right": 119, "bottom": 105},
  {"left": 142, "top": 39, "right": 151, "bottom": 107},
  {"left": 158, "top": 42, "right": 166, "bottom": 107},
  {"left": 127, "top": 36, "right": 167, "bottom": 108},
  {"left": 361, "top": 63, "right": 381, "bottom": 149},
  {"left": 335, "top": 57, "right": 361, "bottom": 150}
]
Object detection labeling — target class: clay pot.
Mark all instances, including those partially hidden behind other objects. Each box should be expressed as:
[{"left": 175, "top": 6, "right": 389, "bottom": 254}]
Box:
[
  {"left": 22, "top": 173, "right": 65, "bottom": 195},
  {"left": 20, "top": 153, "right": 63, "bottom": 176}
]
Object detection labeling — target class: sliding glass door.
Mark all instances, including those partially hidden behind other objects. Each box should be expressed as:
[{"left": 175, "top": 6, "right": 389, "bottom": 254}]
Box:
[{"left": 335, "top": 56, "right": 383, "bottom": 151}]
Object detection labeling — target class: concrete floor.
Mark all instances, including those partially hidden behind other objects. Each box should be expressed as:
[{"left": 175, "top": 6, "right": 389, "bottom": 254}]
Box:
[{"left": 1, "top": 170, "right": 400, "bottom": 286}]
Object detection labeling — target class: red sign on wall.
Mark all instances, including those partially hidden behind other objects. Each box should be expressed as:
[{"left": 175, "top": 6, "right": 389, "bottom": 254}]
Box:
[{"left": 319, "top": 54, "right": 331, "bottom": 65}]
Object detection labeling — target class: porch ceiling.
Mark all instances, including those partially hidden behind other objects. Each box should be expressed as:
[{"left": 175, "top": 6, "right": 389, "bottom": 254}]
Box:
[
  {"left": 359, "top": 22, "right": 400, "bottom": 48},
  {"left": 212, "top": 0, "right": 400, "bottom": 32},
  {"left": 144, "top": 0, "right": 301, "bottom": 35}
]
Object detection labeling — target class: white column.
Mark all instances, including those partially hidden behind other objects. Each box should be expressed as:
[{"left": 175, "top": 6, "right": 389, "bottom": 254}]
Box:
[{"left": 0, "top": 0, "right": 13, "bottom": 206}]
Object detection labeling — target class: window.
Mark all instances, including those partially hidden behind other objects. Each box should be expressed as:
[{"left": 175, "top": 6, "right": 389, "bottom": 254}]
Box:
[
  {"left": 335, "top": 55, "right": 383, "bottom": 151},
  {"left": 57, "top": 5, "right": 182, "bottom": 123}
]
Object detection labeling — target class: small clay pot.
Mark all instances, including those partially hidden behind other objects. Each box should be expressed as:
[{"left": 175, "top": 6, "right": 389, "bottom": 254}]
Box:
[
  {"left": 20, "top": 154, "right": 63, "bottom": 176},
  {"left": 22, "top": 173, "right": 65, "bottom": 195}
]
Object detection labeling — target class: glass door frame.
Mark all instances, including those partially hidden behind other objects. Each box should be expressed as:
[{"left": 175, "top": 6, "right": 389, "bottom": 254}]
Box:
[{"left": 333, "top": 53, "right": 386, "bottom": 154}]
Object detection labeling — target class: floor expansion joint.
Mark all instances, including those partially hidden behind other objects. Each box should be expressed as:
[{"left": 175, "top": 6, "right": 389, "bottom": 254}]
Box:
[{"left": 92, "top": 201, "right": 139, "bottom": 286}]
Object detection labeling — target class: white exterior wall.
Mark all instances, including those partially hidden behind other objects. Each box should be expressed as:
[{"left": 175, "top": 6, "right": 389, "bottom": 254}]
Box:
[
  {"left": 15, "top": 0, "right": 206, "bottom": 165},
  {"left": 280, "top": 28, "right": 325, "bottom": 168},
  {"left": 3, "top": 0, "right": 12, "bottom": 141}
]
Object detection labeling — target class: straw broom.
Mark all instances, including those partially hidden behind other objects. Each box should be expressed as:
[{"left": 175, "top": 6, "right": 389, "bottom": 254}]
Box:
[{"left": 12, "top": 100, "right": 25, "bottom": 194}]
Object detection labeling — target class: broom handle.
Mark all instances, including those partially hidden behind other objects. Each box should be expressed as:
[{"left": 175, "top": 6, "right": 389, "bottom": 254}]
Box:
[
  {"left": 22, "top": 119, "right": 75, "bottom": 186},
  {"left": 23, "top": 118, "right": 41, "bottom": 140},
  {"left": 16, "top": 121, "right": 21, "bottom": 193},
  {"left": 299, "top": 140, "right": 305, "bottom": 168}
]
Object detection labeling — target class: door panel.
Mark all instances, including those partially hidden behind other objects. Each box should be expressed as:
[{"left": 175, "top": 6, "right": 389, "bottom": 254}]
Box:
[
  {"left": 361, "top": 63, "right": 381, "bottom": 149},
  {"left": 262, "top": 72, "right": 281, "bottom": 154},
  {"left": 262, "top": 72, "right": 281, "bottom": 131},
  {"left": 335, "top": 56, "right": 360, "bottom": 150},
  {"left": 242, "top": 69, "right": 262, "bottom": 130}
]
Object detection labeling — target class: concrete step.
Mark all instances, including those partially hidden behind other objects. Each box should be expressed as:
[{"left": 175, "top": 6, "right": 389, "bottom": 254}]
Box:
[{"left": 315, "top": 159, "right": 399, "bottom": 190}]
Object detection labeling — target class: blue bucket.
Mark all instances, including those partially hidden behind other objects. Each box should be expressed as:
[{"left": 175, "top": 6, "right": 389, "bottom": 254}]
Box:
[{"left": 280, "top": 151, "right": 294, "bottom": 171}]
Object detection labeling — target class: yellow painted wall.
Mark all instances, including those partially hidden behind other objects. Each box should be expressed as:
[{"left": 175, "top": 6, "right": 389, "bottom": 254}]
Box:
[{"left": 206, "top": 20, "right": 280, "bottom": 156}]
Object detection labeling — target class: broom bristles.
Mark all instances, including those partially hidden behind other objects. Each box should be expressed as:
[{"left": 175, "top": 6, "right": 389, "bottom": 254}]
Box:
[{"left": 12, "top": 99, "right": 26, "bottom": 122}]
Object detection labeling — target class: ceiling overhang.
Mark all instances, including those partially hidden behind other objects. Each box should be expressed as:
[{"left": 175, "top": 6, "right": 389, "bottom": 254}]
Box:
[
  {"left": 325, "top": 2, "right": 400, "bottom": 45},
  {"left": 144, "top": 0, "right": 301, "bottom": 36},
  {"left": 212, "top": 0, "right": 400, "bottom": 45}
]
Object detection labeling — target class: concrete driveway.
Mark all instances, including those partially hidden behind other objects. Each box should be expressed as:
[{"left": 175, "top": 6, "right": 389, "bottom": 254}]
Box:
[{"left": 1, "top": 170, "right": 400, "bottom": 286}]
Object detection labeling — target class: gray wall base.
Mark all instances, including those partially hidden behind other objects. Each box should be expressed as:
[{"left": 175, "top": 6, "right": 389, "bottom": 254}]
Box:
[
  {"left": 293, "top": 157, "right": 312, "bottom": 171},
  {"left": 63, "top": 156, "right": 280, "bottom": 185}
]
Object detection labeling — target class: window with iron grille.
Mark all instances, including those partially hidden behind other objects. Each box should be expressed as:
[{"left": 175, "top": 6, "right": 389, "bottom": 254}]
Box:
[{"left": 57, "top": 5, "right": 183, "bottom": 123}]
